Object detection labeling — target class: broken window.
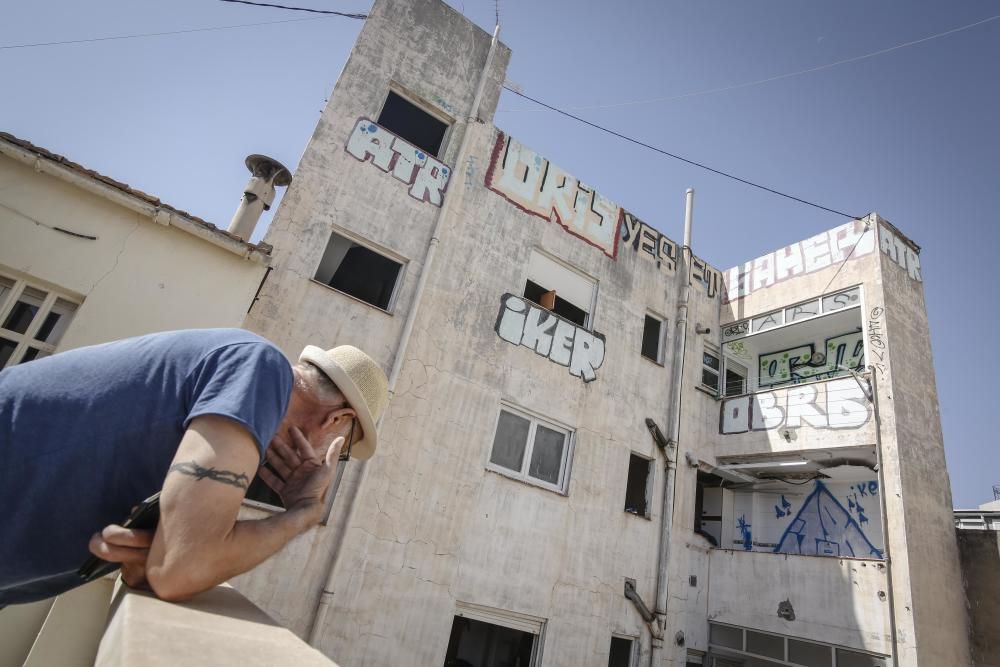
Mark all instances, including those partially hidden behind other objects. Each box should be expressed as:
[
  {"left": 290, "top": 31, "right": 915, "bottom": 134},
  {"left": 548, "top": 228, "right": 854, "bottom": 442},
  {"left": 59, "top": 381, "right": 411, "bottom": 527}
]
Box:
[
  {"left": 0, "top": 273, "right": 79, "bottom": 368},
  {"left": 314, "top": 231, "right": 403, "bottom": 311},
  {"left": 694, "top": 471, "right": 724, "bottom": 547},
  {"left": 624, "top": 453, "right": 652, "bottom": 517},
  {"left": 608, "top": 636, "right": 635, "bottom": 667},
  {"left": 444, "top": 614, "right": 539, "bottom": 667},
  {"left": 488, "top": 405, "right": 573, "bottom": 493},
  {"left": 701, "top": 348, "right": 720, "bottom": 393},
  {"left": 523, "top": 250, "right": 596, "bottom": 328},
  {"left": 723, "top": 360, "right": 747, "bottom": 397},
  {"left": 641, "top": 314, "right": 665, "bottom": 363},
  {"left": 377, "top": 90, "right": 449, "bottom": 158}
]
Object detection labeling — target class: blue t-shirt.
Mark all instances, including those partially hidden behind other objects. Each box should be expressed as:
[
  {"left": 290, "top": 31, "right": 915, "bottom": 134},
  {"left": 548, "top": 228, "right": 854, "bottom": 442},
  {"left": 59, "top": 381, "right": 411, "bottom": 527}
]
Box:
[{"left": 0, "top": 328, "right": 293, "bottom": 605}]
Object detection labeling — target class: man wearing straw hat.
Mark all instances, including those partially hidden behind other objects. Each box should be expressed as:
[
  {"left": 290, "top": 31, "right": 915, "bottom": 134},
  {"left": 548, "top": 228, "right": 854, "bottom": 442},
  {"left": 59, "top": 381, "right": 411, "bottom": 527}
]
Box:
[{"left": 0, "top": 328, "right": 388, "bottom": 605}]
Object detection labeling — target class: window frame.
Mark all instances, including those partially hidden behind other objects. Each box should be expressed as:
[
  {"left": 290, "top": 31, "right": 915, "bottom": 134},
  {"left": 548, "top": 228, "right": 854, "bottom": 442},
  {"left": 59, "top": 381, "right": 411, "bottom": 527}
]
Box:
[
  {"left": 722, "top": 358, "right": 748, "bottom": 397},
  {"left": 311, "top": 227, "right": 408, "bottom": 314},
  {"left": 0, "top": 272, "right": 80, "bottom": 368},
  {"left": 523, "top": 249, "right": 599, "bottom": 330},
  {"left": 624, "top": 452, "right": 654, "bottom": 518},
  {"left": 375, "top": 85, "right": 454, "bottom": 158},
  {"left": 486, "top": 403, "right": 576, "bottom": 495},
  {"left": 608, "top": 633, "right": 639, "bottom": 667},
  {"left": 700, "top": 346, "right": 721, "bottom": 395},
  {"left": 640, "top": 312, "right": 667, "bottom": 365}
]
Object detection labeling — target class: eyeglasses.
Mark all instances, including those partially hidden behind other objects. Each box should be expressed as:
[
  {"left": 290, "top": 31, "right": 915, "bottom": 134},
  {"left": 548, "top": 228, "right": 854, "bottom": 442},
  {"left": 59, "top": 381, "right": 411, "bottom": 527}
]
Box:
[{"left": 339, "top": 417, "right": 356, "bottom": 462}]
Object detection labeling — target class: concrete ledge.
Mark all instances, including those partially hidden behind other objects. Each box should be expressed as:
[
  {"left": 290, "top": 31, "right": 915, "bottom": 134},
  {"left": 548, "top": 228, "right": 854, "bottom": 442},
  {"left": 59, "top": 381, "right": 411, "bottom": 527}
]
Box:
[{"left": 95, "top": 583, "right": 338, "bottom": 667}]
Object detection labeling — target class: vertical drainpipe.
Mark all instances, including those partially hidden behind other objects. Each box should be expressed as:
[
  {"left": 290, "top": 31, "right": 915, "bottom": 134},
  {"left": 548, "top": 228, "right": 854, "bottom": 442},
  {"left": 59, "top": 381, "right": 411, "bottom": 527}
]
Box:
[
  {"left": 650, "top": 189, "right": 694, "bottom": 667},
  {"left": 307, "top": 22, "right": 502, "bottom": 648}
]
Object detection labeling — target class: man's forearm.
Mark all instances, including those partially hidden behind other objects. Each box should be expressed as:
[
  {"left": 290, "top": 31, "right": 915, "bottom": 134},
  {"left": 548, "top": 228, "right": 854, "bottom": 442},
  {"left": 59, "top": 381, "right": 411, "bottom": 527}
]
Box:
[{"left": 145, "top": 501, "right": 322, "bottom": 601}]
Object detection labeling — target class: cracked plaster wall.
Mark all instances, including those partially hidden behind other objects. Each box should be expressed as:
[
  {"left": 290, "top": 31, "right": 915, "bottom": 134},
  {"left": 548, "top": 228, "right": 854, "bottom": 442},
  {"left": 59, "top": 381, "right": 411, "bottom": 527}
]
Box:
[{"left": 0, "top": 155, "right": 265, "bottom": 350}]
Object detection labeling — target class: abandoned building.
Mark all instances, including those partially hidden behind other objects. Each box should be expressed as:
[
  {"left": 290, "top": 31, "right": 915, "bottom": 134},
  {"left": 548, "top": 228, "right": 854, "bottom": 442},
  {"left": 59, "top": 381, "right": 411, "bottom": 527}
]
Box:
[{"left": 231, "top": 0, "right": 970, "bottom": 665}]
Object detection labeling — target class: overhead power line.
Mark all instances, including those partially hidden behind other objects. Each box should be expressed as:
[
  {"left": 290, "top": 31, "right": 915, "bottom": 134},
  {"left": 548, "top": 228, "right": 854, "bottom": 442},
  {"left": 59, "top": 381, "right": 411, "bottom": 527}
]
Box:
[
  {"left": 501, "top": 14, "right": 1000, "bottom": 114},
  {"left": 0, "top": 16, "right": 334, "bottom": 51},
  {"left": 217, "top": 0, "right": 367, "bottom": 18},
  {"left": 503, "top": 86, "right": 863, "bottom": 219}
]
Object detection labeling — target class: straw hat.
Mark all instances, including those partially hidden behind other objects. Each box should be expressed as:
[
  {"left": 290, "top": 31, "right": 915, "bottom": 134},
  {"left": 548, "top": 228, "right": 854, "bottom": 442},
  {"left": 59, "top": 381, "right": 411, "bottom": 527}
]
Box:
[{"left": 298, "top": 345, "right": 389, "bottom": 460}]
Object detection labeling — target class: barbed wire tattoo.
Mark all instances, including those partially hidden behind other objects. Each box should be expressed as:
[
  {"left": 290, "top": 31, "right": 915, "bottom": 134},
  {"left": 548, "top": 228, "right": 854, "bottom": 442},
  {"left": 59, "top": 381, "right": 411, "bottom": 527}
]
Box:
[{"left": 168, "top": 461, "right": 250, "bottom": 489}]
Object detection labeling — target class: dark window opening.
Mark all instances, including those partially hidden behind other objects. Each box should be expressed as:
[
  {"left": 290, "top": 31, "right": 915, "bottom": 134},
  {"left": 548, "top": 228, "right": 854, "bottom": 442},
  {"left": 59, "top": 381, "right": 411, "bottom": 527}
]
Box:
[
  {"left": 694, "top": 471, "right": 724, "bottom": 547},
  {"left": 641, "top": 315, "right": 663, "bottom": 362},
  {"left": 724, "top": 367, "right": 746, "bottom": 397},
  {"left": 444, "top": 616, "right": 535, "bottom": 667},
  {"left": 624, "top": 454, "right": 651, "bottom": 517},
  {"left": 701, "top": 351, "right": 720, "bottom": 392},
  {"left": 524, "top": 280, "right": 587, "bottom": 326},
  {"left": 377, "top": 91, "right": 448, "bottom": 157},
  {"left": 608, "top": 637, "right": 633, "bottom": 667},
  {"left": 314, "top": 232, "right": 402, "bottom": 311}
]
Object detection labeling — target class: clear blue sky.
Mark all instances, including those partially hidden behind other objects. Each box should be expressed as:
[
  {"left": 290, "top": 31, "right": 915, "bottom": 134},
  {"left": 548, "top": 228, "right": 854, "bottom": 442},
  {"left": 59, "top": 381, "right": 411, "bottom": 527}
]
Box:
[{"left": 2, "top": 1, "right": 997, "bottom": 507}]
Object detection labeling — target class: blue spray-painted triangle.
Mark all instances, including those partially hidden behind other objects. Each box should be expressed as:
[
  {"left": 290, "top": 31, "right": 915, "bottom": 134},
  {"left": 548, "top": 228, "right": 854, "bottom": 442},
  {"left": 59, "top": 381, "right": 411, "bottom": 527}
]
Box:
[{"left": 774, "top": 480, "right": 883, "bottom": 558}]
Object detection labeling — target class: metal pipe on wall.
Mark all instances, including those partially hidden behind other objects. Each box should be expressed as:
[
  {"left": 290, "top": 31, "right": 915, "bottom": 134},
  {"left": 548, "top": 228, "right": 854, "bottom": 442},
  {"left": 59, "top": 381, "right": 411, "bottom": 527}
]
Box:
[
  {"left": 307, "top": 22, "right": 502, "bottom": 648},
  {"left": 650, "top": 188, "right": 694, "bottom": 667}
]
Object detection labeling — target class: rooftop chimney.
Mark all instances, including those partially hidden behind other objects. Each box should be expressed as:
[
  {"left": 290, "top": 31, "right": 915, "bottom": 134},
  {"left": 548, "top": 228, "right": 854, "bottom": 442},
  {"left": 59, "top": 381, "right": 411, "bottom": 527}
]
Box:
[{"left": 228, "top": 154, "right": 292, "bottom": 241}]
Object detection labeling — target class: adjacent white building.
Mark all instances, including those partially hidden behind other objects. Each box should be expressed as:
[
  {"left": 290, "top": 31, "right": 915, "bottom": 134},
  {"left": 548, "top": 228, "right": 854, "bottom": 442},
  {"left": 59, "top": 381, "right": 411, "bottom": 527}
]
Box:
[
  {"left": 226, "top": 1, "right": 970, "bottom": 665},
  {"left": 0, "top": 132, "right": 272, "bottom": 366}
]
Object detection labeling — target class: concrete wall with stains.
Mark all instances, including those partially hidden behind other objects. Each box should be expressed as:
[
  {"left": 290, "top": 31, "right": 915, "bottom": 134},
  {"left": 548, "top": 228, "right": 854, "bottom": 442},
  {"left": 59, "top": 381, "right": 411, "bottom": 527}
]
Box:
[
  {"left": 872, "top": 225, "right": 971, "bottom": 665},
  {"left": 234, "top": 0, "right": 965, "bottom": 664}
]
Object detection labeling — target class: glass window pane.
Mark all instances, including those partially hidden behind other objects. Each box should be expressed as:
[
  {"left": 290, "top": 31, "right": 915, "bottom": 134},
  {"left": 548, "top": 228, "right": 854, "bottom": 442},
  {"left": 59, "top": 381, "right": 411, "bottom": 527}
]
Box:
[
  {"left": 0, "top": 277, "right": 14, "bottom": 310},
  {"left": 709, "top": 623, "right": 742, "bottom": 650},
  {"left": 0, "top": 338, "right": 17, "bottom": 368},
  {"left": 3, "top": 287, "right": 46, "bottom": 334},
  {"left": 835, "top": 648, "right": 885, "bottom": 667},
  {"left": 702, "top": 368, "right": 719, "bottom": 390},
  {"left": 746, "top": 630, "right": 784, "bottom": 659},
  {"left": 34, "top": 299, "right": 77, "bottom": 344},
  {"left": 490, "top": 410, "right": 530, "bottom": 472},
  {"left": 529, "top": 425, "right": 565, "bottom": 485},
  {"left": 703, "top": 352, "right": 720, "bottom": 370},
  {"left": 788, "top": 638, "right": 832, "bottom": 666}
]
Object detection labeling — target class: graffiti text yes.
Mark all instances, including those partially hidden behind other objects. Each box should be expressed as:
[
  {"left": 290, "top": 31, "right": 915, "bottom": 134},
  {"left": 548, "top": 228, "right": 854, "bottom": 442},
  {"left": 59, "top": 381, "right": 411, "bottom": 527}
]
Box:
[
  {"left": 495, "top": 294, "right": 606, "bottom": 382},
  {"left": 346, "top": 118, "right": 451, "bottom": 206}
]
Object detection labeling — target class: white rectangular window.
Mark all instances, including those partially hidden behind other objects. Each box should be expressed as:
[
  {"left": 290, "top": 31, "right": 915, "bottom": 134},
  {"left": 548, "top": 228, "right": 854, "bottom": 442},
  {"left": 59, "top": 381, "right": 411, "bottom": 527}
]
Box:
[
  {"left": 314, "top": 230, "right": 404, "bottom": 311},
  {"left": 488, "top": 405, "right": 574, "bottom": 493},
  {"left": 641, "top": 313, "right": 665, "bottom": 363},
  {"left": 608, "top": 636, "right": 636, "bottom": 667},
  {"left": 0, "top": 273, "right": 79, "bottom": 368},
  {"left": 524, "top": 250, "right": 597, "bottom": 328},
  {"left": 701, "top": 347, "right": 721, "bottom": 393}
]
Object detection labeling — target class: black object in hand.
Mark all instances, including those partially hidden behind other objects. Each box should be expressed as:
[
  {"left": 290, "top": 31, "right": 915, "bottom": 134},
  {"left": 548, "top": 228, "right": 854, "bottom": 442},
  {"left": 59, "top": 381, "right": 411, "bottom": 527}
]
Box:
[{"left": 77, "top": 492, "right": 161, "bottom": 583}]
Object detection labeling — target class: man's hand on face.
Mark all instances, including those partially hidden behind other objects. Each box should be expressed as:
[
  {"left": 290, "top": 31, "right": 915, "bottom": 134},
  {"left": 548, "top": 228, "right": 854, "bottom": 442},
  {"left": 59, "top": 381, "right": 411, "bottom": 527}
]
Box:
[
  {"left": 88, "top": 524, "right": 155, "bottom": 589},
  {"left": 260, "top": 427, "right": 344, "bottom": 517}
]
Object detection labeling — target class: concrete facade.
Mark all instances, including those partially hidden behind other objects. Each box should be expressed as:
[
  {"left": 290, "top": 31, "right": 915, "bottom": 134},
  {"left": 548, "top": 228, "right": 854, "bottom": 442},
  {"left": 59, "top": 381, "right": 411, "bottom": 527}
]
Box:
[
  {"left": 956, "top": 526, "right": 1000, "bottom": 667},
  {"left": 0, "top": 133, "right": 269, "bottom": 361},
  {"left": 237, "top": 1, "right": 970, "bottom": 665}
]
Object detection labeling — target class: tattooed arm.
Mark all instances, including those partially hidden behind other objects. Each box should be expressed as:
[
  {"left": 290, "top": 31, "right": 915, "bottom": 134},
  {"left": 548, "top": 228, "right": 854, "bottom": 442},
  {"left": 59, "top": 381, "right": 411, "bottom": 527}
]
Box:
[{"left": 131, "top": 415, "right": 339, "bottom": 601}]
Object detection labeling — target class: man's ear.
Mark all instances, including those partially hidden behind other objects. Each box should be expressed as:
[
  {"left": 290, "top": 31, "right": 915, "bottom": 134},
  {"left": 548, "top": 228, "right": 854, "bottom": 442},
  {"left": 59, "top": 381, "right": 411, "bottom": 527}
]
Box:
[{"left": 321, "top": 407, "right": 356, "bottom": 431}]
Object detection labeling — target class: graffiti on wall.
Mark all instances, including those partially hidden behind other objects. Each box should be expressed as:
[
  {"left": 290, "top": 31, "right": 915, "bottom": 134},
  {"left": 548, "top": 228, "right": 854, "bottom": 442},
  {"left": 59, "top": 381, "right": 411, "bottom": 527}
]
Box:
[
  {"left": 720, "top": 377, "right": 871, "bottom": 434},
  {"left": 494, "top": 294, "right": 606, "bottom": 382},
  {"left": 879, "top": 224, "right": 921, "bottom": 281},
  {"left": 758, "top": 330, "right": 864, "bottom": 387},
  {"left": 722, "top": 218, "right": 875, "bottom": 303},
  {"left": 867, "top": 306, "right": 888, "bottom": 378},
  {"left": 620, "top": 212, "right": 676, "bottom": 272},
  {"left": 486, "top": 133, "right": 622, "bottom": 258},
  {"left": 345, "top": 118, "right": 452, "bottom": 206},
  {"left": 774, "top": 480, "right": 882, "bottom": 558}
]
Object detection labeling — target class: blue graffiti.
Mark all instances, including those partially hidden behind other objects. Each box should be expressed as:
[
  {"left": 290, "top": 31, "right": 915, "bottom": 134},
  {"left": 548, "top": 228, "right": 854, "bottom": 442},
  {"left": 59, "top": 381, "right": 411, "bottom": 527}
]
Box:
[
  {"left": 775, "top": 505, "right": 786, "bottom": 519},
  {"left": 737, "top": 515, "right": 753, "bottom": 551},
  {"left": 774, "top": 481, "right": 882, "bottom": 559},
  {"left": 781, "top": 495, "right": 792, "bottom": 511}
]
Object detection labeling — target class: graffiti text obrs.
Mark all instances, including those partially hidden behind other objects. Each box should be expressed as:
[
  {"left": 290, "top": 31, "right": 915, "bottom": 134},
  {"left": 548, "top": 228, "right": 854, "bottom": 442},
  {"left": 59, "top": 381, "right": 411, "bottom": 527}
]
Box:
[
  {"left": 721, "top": 377, "right": 871, "bottom": 434},
  {"left": 495, "top": 294, "right": 606, "bottom": 382},
  {"left": 346, "top": 118, "right": 451, "bottom": 206}
]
